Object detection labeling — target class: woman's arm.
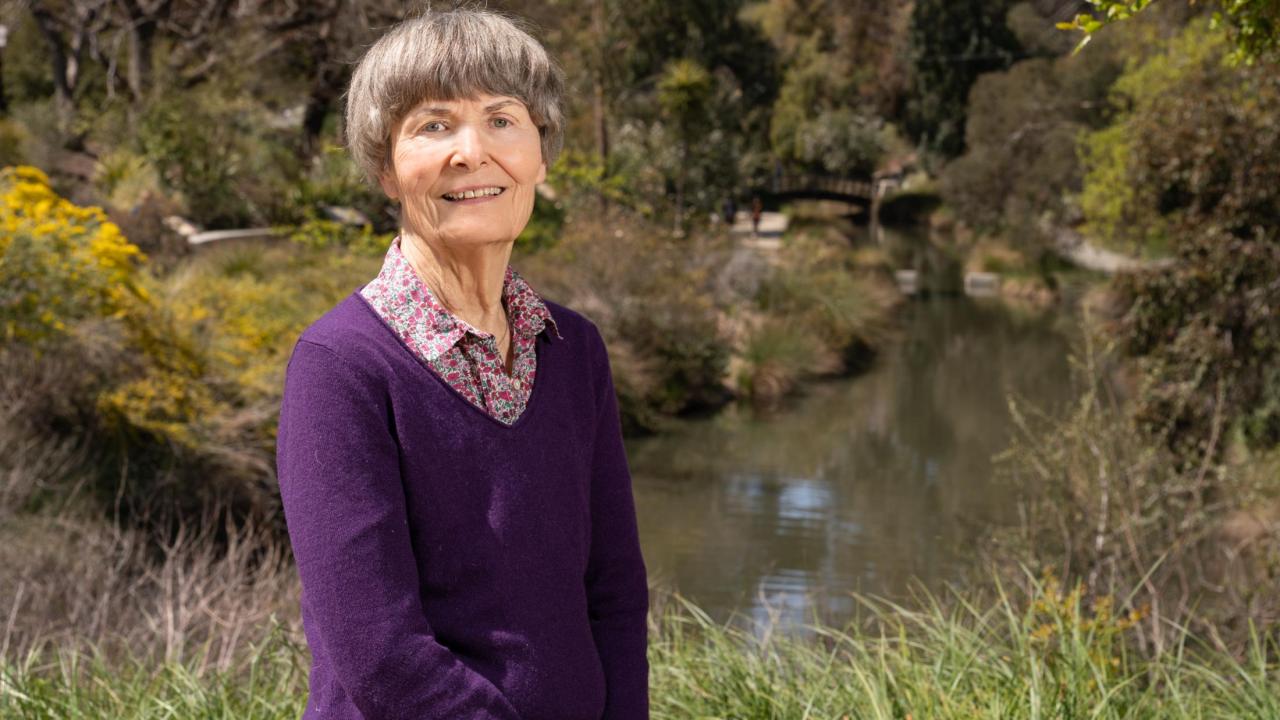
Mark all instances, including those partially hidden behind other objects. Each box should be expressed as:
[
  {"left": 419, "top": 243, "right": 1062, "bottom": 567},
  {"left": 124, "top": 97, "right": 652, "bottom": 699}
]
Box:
[
  {"left": 277, "top": 339, "right": 520, "bottom": 720},
  {"left": 583, "top": 327, "right": 651, "bottom": 720}
]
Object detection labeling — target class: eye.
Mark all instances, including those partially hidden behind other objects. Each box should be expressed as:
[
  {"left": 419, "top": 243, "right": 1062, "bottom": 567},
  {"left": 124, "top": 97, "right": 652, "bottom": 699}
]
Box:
[
  {"left": 420, "top": 121, "right": 446, "bottom": 133},
  {"left": 492, "top": 117, "right": 511, "bottom": 129}
]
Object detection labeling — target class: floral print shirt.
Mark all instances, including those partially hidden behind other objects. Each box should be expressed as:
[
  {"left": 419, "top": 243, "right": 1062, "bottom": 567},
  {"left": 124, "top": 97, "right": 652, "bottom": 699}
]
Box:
[{"left": 359, "top": 237, "right": 560, "bottom": 425}]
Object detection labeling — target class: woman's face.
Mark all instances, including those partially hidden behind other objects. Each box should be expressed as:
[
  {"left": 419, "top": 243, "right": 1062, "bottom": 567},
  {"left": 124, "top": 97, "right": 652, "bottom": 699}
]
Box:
[{"left": 380, "top": 93, "right": 546, "bottom": 249}]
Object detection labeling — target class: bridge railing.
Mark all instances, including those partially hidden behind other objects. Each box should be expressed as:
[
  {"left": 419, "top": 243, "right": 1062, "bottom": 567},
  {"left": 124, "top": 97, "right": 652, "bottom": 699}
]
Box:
[{"left": 769, "top": 171, "right": 875, "bottom": 201}]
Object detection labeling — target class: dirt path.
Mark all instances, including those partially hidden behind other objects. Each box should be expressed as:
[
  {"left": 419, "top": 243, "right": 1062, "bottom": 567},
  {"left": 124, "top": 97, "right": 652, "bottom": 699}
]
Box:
[{"left": 1052, "top": 226, "right": 1174, "bottom": 274}]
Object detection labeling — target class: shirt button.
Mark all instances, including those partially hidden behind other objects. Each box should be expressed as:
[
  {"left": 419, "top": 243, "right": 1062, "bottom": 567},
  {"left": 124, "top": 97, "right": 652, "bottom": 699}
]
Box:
[{"left": 512, "top": 378, "right": 523, "bottom": 389}]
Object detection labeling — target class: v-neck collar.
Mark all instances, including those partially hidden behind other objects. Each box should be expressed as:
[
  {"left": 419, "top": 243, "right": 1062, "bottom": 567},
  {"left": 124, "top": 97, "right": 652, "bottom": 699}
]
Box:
[
  {"left": 351, "top": 288, "right": 554, "bottom": 431},
  {"left": 364, "top": 237, "right": 560, "bottom": 363}
]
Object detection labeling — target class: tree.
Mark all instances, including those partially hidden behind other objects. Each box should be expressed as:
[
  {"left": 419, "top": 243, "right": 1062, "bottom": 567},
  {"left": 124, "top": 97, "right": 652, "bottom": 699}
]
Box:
[
  {"left": 939, "top": 3, "right": 1126, "bottom": 248},
  {"left": 904, "top": 0, "right": 1023, "bottom": 159},
  {"left": 657, "top": 58, "right": 713, "bottom": 231},
  {"left": 743, "top": 0, "right": 911, "bottom": 118},
  {"left": 1078, "top": 23, "right": 1280, "bottom": 461},
  {"left": 26, "top": 0, "right": 108, "bottom": 134},
  {"left": 20, "top": 0, "right": 402, "bottom": 152}
]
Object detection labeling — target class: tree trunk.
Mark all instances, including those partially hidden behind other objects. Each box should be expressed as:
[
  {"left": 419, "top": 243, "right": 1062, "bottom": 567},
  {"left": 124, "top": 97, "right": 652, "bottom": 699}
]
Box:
[
  {"left": 674, "top": 138, "right": 686, "bottom": 235},
  {"left": 300, "top": 36, "right": 341, "bottom": 159},
  {"left": 127, "top": 17, "right": 156, "bottom": 101},
  {"left": 0, "top": 45, "right": 8, "bottom": 115},
  {"left": 592, "top": 0, "right": 609, "bottom": 214},
  {"left": 28, "top": 5, "right": 76, "bottom": 132}
]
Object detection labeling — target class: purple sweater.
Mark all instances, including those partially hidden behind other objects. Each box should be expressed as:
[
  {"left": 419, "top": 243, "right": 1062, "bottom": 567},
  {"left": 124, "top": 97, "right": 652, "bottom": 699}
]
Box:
[{"left": 276, "top": 290, "right": 649, "bottom": 720}]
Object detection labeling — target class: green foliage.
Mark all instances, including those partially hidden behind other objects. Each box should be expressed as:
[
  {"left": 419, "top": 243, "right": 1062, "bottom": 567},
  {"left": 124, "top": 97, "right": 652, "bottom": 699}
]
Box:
[
  {"left": 288, "top": 220, "right": 388, "bottom": 258},
  {"left": 0, "top": 165, "right": 387, "bottom": 519},
  {"left": 136, "top": 88, "right": 302, "bottom": 227},
  {"left": 1079, "top": 24, "right": 1230, "bottom": 255},
  {"left": 786, "top": 108, "right": 887, "bottom": 177},
  {"left": 768, "top": 42, "right": 888, "bottom": 176},
  {"left": 656, "top": 59, "right": 714, "bottom": 131},
  {"left": 517, "top": 211, "right": 733, "bottom": 430},
  {"left": 733, "top": 227, "right": 897, "bottom": 405},
  {"left": 546, "top": 149, "right": 631, "bottom": 208},
  {"left": 1061, "top": 0, "right": 1280, "bottom": 62},
  {"left": 518, "top": 194, "right": 566, "bottom": 252},
  {"left": 940, "top": 27, "right": 1125, "bottom": 251},
  {"left": 0, "top": 11, "right": 56, "bottom": 105},
  {"left": 758, "top": 231, "right": 896, "bottom": 360},
  {"left": 735, "top": 318, "right": 825, "bottom": 405},
  {"left": 288, "top": 145, "right": 393, "bottom": 230},
  {"left": 592, "top": 0, "right": 777, "bottom": 222},
  {"left": 905, "top": 0, "right": 1023, "bottom": 159},
  {"left": 0, "top": 118, "right": 29, "bottom": 167},
  {"left": 1078, "top": 22, "right": 1280, "bottom": 459},
  {"left": 614, "top": 0, "right": 779, "bottom": 114}
]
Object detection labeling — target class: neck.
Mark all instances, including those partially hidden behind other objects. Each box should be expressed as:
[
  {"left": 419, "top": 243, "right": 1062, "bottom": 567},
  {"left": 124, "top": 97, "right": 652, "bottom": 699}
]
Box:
[{"left": 399, "top": 232, "right": 513, "bottom": 335}]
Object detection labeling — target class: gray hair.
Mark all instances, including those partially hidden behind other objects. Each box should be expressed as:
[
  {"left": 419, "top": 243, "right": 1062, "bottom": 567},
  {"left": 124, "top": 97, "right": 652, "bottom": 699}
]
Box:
[{"left": 344, "top": 8, "right": 566, "bottom": 184}]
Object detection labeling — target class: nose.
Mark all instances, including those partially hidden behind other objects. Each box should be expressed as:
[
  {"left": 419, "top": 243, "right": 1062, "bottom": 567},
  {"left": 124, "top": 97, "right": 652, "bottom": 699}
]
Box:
[{"left": 448, "top": 124, "right": 487, "bottom": 171}]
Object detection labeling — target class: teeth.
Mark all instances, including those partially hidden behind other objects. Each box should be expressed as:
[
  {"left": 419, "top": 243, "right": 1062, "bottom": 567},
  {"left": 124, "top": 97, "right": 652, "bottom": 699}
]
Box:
[{"left": 445, "top": 187, "right": 503, "bottom": 200}]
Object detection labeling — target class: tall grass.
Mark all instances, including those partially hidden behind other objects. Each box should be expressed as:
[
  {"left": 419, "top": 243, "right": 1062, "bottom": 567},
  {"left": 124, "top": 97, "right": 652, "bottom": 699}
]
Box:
[
  {"left": 649, "top": 572, "right": 1280, "bottom": 719},
  {"left": 4, "top": 567, "right": 1278, "bottom": 719},
  {"left": 988, "top": 318, "right": 1280, "bottom": 661}
]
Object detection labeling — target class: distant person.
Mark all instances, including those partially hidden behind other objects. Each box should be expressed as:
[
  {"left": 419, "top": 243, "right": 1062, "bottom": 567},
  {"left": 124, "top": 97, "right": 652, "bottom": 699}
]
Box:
[
  {"left": 751, "top": 195, "right": 763, "bottom": 237},
  {"left": 275, "top": 8, "right": 648, "bottom": 720},
  {"left": 721, "top": 196, "right": 737, "bottom": 226}
]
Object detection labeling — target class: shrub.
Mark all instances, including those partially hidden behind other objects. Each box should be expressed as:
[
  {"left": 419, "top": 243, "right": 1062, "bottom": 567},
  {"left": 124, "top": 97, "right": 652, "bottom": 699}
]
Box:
[
  {"left": 517, "top": 210, "right": 733, "bottom": 431},
  {"left": 0, "top": 118, "right": 29, "bottom": 167},
  {"left": 939, "top": 34, "right": 1125, "bottom": 253},
  {"left": 734, "top": 318, "right": 827, "bottom": 406},
  {"left": 1079, "top": 22, "right": 1280, "bottom": 460},
  {"left": 136, "top": 89, "right": 302, "bottom": 227},
  {"left": 0, "top": 166, "right": 148, "bottom": 346},
  {"left": 990, "top": 330, "right": 1280, "bottom": 659},
  {"left": 757, "top": 228, "right": 898, "bottom": 368},
  {"left": 287, "top": 145, "right": 394, "bottom": 231}
]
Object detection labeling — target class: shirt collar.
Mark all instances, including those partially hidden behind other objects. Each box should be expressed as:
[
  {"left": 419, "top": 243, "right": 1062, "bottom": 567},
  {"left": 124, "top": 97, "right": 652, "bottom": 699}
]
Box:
[{"left": 377, "top": 237, "right": 560, "bottom": 361}]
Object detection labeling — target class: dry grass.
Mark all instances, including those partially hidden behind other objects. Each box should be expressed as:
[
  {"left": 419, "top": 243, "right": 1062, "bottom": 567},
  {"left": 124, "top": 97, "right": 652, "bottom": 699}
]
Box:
[
  {"left": 987, "top": 322, "right": 1280, "bottom": 660},
  {"left": 1, "top": 506, "right": 300, "bottom": 672}
]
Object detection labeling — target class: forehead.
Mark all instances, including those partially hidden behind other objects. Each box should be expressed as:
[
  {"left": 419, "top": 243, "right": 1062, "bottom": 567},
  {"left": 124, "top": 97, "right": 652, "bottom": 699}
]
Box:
[{"left": 402, "top": 94, "right": 529, "bottom": 120}]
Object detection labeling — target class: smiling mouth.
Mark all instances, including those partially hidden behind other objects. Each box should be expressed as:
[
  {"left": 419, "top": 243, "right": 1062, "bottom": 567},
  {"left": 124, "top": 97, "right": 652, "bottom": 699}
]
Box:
[{"left": 442, "top": 187, "right": 506, "bottom": 201}]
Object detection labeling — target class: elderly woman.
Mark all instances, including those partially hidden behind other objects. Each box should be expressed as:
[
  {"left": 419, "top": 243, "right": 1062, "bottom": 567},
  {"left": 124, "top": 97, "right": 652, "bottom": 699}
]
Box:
[{"left": 275, "top": 8, "right": 649, "bottom": 720}]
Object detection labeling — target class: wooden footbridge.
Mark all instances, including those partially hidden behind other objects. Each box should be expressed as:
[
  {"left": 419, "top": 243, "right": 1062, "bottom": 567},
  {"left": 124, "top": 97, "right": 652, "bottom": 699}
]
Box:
[{"left": 766, "top": 170, "right": 879, "bottom": 208}]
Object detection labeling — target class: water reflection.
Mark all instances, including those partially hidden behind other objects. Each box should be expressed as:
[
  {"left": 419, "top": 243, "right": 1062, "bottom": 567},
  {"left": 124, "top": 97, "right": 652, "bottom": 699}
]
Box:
[{"left": 629, "top": 296, "right": 1077, "bottom": 633}]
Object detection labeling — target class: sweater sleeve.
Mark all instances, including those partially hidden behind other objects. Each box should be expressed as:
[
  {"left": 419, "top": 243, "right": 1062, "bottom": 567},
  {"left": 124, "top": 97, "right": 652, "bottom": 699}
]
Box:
[
  {"left": 276, "top": 339, "right": 520, "bottom": 720},
  {"left": 584, "top": 327, "right": 651, "bottom": 719}
]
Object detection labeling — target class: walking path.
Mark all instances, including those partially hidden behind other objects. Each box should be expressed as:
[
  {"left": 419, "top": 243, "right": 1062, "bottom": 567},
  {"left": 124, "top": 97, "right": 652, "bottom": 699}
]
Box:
[
  {"left": 729, "top": 210, "right": 788, "bottom": 251},
  {"left": 1051, "top": 225, "right": 1174, "bottom": 274}
]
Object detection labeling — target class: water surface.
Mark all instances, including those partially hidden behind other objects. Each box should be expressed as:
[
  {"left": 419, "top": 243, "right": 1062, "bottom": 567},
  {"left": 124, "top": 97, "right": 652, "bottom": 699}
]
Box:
[{"left": 629, "top": 296, "right": 1078, "bottom": 631}]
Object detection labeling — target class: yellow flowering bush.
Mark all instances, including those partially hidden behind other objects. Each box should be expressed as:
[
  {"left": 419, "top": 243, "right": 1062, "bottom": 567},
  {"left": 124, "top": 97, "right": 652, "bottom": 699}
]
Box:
[
  {"left": 0, "top": 166, "right": 149, "bottom": 344},
  {"left": 1, "top": 166, "right": 380, "bottom": 518}
]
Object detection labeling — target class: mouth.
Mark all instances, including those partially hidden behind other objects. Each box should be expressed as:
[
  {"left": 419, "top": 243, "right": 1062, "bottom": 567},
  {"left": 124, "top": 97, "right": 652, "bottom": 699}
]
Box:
[{"left": 441, "top": 186, "right": 506, "bottom": 202}]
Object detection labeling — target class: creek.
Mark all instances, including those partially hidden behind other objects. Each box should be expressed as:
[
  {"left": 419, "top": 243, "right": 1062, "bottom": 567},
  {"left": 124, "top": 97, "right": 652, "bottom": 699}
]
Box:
[{"left": 629, "top": 223, "right": 1083, "bottom": 632}]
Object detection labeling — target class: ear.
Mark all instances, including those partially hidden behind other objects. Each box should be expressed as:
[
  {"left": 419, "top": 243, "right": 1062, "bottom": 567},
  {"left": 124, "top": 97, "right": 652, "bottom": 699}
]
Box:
[{"left": 378, "top": 166, "right": 400, "bottom": 201}]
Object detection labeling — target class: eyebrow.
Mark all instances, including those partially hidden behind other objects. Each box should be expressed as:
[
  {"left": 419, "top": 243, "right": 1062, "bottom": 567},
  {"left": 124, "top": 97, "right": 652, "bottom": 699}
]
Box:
[{"left": 406, "top": 99, "right": 522, "bottom": 124}]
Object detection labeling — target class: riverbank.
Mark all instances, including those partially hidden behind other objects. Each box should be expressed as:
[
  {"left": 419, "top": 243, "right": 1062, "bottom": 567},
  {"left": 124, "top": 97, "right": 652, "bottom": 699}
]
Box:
[{"left": 515, "top": 204, "right": 902, "bottom": 431}]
